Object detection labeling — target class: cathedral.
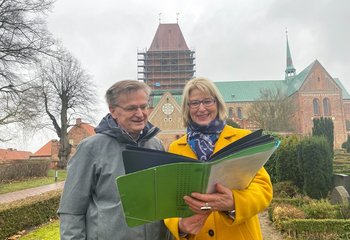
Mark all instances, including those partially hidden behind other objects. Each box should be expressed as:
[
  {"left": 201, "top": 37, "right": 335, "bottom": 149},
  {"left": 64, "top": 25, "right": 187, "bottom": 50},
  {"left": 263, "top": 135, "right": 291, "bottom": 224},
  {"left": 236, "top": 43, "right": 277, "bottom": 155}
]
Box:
[{"left": 139, "top": 23, "right": 350, "bottom": 149}]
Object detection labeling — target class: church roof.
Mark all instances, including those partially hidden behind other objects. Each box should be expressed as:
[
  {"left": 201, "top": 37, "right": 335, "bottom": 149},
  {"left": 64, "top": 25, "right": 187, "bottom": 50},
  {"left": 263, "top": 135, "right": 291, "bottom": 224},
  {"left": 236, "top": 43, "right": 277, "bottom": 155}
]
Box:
[
  {"left": 215, "top": 80, "right": 286, "bottom": 102},
  {"left": 148, "top": 23, "right": 189, "bottom": 51}
]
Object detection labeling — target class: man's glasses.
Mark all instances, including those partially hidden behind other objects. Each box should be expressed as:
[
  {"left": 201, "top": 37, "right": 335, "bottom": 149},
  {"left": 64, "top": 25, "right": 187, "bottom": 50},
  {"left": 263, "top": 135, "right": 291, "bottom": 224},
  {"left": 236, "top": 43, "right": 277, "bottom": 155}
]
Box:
[
  {"left": 188, "top": 98, "right": 216, "bottom": 109},
  {"left": 116, "top": 104, "right": 148, "bottom": 113}
]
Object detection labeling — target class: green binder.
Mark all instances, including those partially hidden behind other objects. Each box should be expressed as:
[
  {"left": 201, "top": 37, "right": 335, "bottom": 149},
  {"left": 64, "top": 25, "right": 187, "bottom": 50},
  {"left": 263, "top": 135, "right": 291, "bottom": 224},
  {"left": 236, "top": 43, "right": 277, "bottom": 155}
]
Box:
[{"left": 116, "top": 139, "right": 280, "bottom": 227}]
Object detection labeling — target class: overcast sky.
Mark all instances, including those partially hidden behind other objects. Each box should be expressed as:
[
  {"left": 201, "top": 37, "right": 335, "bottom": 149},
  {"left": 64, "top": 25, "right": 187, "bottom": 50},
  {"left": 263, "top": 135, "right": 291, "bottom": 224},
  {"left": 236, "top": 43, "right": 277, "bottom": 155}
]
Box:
[{"left": 2, "top": 0, "right": 350, "bottom": 152}]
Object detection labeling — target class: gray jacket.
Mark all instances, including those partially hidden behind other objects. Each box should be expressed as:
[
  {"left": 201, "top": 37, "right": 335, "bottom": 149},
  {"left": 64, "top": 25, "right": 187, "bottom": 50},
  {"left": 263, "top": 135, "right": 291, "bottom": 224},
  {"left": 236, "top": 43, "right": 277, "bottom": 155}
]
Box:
[{"left": 58, "top": 114, "right": 169, "bottom": 240}]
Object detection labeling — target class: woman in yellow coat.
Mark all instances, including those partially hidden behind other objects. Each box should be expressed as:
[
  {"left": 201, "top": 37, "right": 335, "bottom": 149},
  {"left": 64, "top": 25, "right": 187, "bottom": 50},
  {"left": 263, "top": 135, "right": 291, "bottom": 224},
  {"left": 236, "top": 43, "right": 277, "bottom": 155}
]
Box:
[{"left": 164, "top": 77, "right": 273, "bottom": 240}]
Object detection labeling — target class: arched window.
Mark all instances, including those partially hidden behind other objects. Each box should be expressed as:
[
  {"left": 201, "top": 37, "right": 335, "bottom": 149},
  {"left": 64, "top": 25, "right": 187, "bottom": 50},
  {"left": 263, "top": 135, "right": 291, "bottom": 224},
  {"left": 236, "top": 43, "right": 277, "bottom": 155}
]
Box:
[
  {"left": 323, "top": 98, "right": 331, "bottom": 116},
  {"left": 313, "top": 98, "right": 320, "bottom": 115},
  {"left": 237, "top": 107, "right": 243, "bottom": 119},
  {"left": 228, "top": 107, "right": 234, "bottom": 118}
]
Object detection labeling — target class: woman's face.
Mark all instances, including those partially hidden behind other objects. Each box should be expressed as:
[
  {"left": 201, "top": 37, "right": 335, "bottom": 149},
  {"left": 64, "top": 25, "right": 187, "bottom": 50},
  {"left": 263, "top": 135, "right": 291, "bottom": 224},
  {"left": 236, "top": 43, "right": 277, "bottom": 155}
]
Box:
[{"left": 188, "top": 89, "right": 218, "bottom": 126}]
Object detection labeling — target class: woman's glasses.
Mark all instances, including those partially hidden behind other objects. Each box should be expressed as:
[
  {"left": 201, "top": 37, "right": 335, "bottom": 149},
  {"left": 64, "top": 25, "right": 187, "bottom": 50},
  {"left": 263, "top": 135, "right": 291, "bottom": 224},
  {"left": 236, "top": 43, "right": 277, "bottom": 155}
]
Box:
[{"left": 188, "top": 98, "right": 216, "bottom": 109}]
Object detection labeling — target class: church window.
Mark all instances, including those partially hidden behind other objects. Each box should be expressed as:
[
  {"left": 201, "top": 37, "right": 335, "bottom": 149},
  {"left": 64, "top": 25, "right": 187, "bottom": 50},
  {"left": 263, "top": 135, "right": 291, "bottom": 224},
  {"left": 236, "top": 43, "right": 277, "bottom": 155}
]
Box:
[
  {"left": 237, "top": 107, "right": 243, "bottom": 119},
  {"left": 313, "top": 98, "right": 320, "bottom": 115},
  {"left": 323, "top": 98, "right": 331, "bottom": 116},
  {"left": 228, "top": 107, "right": 234, "bottom": 118}
]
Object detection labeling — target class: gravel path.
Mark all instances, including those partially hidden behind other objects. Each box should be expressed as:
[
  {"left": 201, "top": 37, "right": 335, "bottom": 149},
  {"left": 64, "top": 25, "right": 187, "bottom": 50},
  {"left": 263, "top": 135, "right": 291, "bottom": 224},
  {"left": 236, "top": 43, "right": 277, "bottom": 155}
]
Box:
[{"left": 259, "top": 210, "right": 284, "bottom": 240}]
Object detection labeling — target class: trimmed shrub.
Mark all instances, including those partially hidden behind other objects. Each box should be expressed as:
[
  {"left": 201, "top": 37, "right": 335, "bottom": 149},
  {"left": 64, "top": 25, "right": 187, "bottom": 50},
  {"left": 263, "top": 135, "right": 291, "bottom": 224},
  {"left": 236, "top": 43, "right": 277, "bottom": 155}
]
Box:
[
  {"left": 280, "top": 219, "right": 350, "bottom": 239},
  {"left": 0, "top": 190, "right": 61, "bottom": 239},
  {"left": 297, "top": 136, "right": 333, "bottom": 199},
  {"left": 302, "top": 199, "right": 341, "bottom": 219},
  {"left": 312, "top": 117, "right": 334, "bottom": 157},
  {"left": 272, "top": 204, "right": 305, "bottom": 230},
  {"left": 0, "top": 160, "right": 50, "bottom": 182},
  {"left": 266, "top": 134, "right": 302, "bottom": 185}
]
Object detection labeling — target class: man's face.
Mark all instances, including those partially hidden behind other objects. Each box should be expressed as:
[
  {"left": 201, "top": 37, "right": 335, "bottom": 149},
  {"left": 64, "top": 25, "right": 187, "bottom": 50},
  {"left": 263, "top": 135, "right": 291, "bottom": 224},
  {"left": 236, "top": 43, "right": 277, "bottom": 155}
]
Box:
[{"left": 109, "top": 90, "right": 149, "bottom": 137}]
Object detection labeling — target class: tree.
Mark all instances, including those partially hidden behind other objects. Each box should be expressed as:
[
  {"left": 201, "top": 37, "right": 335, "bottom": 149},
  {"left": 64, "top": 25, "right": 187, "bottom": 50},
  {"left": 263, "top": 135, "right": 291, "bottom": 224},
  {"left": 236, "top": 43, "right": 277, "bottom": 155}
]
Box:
[
  {"left": 312, "top": 117, "right": 334, "bottom": 157},
  {"left": 0, "top": 0, "right": 55, "bottom": 138},
  {"left": 36, "top": 51, "right": 96, "bottom": 168},
  {"left": 248, "top": 87, "right": 295, "bottom": 132},
  {"left": 297, "top": 136, "right": 333, "bottom": 199}
]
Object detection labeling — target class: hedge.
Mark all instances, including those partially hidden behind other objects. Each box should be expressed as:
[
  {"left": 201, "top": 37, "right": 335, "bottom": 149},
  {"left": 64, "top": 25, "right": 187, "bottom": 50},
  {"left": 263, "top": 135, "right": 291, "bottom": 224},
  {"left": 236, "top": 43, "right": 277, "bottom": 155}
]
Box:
[
  {"left": 280, "top": 219, "right": 350, "bottom": 237},
  {"left": 0, "top": 190, "right": 61, "bottom": 239}
]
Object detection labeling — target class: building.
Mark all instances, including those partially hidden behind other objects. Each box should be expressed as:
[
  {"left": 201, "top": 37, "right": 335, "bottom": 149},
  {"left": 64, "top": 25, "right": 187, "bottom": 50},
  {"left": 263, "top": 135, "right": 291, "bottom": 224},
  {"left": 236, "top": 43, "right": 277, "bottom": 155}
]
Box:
[
  {"left": 0, "top": 148, "right": 32, "bottom": 162},
  {"left": 144, "top": 23, "right": 350, "bottom": 149},
  {"left": 30, "top": 118, "right": 95, "bottom": 165},
  {"left": 137, "top": 23, "right": 196, "bottom": 90}
]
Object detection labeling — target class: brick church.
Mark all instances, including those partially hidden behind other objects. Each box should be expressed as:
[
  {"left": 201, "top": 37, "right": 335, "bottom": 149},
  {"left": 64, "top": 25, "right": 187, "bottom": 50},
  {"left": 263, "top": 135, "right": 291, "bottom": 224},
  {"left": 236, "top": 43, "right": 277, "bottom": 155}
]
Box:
[
  {"left": 7, "top": 21, "right": 347, "bottom": 163},
  {"left": 140, "top": 22, "right": 350, "bottom": 149}
]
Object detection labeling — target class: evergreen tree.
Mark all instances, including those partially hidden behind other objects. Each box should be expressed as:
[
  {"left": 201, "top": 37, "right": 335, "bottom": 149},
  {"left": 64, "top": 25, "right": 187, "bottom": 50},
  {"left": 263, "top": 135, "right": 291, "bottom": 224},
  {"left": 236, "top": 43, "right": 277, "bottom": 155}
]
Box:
[
  {"left": 312, "top": 117, "right": 334, "bottom": 157},
  {"left": 297, "top": 136, "right": 333, "bottom": 199}
]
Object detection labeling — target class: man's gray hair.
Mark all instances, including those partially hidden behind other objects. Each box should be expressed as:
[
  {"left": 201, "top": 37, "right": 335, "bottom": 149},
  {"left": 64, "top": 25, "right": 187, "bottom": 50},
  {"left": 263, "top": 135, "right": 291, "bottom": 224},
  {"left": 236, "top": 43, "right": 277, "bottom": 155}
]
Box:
[{"left": 105, "top": 80, "right": 151, "bottom": 107}]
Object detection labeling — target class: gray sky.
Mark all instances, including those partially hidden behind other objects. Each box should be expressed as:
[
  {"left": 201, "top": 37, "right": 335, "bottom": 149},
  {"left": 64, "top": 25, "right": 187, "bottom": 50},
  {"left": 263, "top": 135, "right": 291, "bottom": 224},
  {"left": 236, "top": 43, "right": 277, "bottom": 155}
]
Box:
[{"left": 3, "top": 0, "right": 350, "bottom": 152}]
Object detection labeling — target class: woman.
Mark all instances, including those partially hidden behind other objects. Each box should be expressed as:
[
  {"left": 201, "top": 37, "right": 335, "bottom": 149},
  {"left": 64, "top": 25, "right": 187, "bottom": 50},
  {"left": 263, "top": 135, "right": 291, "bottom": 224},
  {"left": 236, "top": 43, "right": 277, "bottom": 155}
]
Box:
[{"left": 164, "top": 77, "right": 272, "bottom": 239}]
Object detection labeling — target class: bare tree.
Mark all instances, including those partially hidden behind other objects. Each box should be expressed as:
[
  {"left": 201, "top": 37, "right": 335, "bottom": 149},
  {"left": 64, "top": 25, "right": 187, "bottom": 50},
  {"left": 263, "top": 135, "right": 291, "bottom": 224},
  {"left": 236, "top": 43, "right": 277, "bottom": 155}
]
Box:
[
  {"left": 248, "top": 87, "right": 296, "bottom": 132},
  {"left": 0, "top": 0, "right": 55, "bottom": 139},
  {"left": 36, "top": 51, "right": 96, "bottom": 168}
]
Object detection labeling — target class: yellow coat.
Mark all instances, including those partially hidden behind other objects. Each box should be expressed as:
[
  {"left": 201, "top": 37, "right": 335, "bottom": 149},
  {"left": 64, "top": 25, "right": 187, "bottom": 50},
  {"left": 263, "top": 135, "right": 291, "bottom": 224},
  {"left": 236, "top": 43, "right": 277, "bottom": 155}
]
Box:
[{"left": 164, "top": 125, "right": 273, "bottom": 240}]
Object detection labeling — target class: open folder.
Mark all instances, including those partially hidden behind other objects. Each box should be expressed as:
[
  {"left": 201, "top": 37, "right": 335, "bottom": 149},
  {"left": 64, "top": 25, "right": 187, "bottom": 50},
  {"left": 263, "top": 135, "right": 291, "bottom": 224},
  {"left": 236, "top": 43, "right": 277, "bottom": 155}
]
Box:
[{"left": 116, "top": 130, "right": 280, "bottom": 227}]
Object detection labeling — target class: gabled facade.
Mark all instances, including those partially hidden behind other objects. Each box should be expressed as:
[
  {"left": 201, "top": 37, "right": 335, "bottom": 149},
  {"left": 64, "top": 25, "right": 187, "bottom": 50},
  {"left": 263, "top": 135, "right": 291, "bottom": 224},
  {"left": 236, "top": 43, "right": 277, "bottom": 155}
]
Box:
[{"left": 148, "top": 91, "right": 185, "bottom": 148}]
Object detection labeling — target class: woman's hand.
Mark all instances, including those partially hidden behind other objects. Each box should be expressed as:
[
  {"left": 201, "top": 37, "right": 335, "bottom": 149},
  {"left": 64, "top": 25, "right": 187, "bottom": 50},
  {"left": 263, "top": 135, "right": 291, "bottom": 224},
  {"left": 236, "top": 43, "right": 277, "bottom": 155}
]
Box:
[
  {"left": 183, "top": 183, "right": 235, "bottom": 214},
  {"left": 178, "top": 214, "right": 209, "bottom": 235}
]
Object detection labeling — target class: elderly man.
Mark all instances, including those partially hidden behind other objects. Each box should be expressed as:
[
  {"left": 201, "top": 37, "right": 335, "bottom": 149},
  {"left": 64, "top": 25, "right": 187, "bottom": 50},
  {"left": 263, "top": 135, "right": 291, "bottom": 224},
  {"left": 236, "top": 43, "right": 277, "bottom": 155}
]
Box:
[{"left": 58, "top": 80, "right": 169, "bottom": 239}]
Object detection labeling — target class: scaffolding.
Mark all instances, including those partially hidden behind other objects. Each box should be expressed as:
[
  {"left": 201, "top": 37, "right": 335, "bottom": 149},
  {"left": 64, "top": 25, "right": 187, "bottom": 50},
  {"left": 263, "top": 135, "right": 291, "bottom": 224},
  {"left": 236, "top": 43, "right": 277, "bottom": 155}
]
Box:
[{"left": 137, "top": 49, "right": 196, "bottom": 90}]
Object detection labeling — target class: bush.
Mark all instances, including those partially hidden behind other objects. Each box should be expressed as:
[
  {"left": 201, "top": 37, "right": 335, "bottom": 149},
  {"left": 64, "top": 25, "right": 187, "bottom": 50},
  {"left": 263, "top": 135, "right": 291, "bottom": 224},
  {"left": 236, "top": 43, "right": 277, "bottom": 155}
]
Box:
[
  {"left": 297, "top": 136, "right": 333, "bottom": 199},
  {"left": 273, "top": 181, "right": 300, "bottom": 198},
  {"left": 266, "top": 135, "right": 302, "bottom": 185},
  {"left": 280, "top": 219, "right": 350, "bottom": 239},
  {"left": 302, "top": 199, "right": 341, "bottom": 219},
  {"left": 312, "top": 117, "right": 334, "bottom": 157},
  {"left": 0, "top": 190, "right": 61, "bottom": 239},
  {"left": 0, "top": 160, "right": 50, "bottom": 182},
  {"left": 272, "top": 204, "right": 305, "bottom": 230}
]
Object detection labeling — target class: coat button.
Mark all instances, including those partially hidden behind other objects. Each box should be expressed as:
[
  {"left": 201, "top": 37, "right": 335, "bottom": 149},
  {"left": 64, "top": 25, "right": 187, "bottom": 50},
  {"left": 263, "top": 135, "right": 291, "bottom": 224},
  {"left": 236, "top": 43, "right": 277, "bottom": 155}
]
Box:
[{"left": 208, "top": 229, "right": 214, "bottom": 237}]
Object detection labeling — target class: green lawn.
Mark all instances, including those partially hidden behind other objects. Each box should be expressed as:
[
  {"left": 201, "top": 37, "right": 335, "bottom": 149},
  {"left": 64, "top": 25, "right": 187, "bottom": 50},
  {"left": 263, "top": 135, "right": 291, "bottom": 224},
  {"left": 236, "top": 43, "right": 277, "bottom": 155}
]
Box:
[
  {"left": 19, "top": 220, "right": 60, "bottom": 240},
  {"left": 0, "top": 169, "right": 67, "bottom": 194}
]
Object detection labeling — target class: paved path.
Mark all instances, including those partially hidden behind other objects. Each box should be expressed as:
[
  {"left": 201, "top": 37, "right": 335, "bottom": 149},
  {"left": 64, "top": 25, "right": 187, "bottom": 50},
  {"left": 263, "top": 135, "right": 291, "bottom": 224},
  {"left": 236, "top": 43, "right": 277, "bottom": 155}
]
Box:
[{"left": 0, "top": 181, "right": 65, "bottom": 204}]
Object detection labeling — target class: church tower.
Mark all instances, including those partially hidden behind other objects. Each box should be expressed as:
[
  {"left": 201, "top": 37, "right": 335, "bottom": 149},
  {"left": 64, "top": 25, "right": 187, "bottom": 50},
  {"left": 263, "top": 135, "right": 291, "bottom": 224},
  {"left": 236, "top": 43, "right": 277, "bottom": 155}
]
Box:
[
  {"left": 137, "top": 23, "right": 196, "bottom": 90},
  {"left": 285, "top": 31, "right": 296, "bottom": 80}
]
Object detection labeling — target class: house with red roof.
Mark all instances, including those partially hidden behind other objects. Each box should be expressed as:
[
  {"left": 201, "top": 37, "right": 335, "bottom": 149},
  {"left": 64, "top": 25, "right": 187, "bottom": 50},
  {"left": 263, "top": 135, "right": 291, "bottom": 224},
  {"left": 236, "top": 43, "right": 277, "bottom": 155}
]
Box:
[
  {"left": 0, "top": 148, "right": 32, "bottom": 162},
  {"left": 30, "top": 118, "right": 95, "bottom": 166}
]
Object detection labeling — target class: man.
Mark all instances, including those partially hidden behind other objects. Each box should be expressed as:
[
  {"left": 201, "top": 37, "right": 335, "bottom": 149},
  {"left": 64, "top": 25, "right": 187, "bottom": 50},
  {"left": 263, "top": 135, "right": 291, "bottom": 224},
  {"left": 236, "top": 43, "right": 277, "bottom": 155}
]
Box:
[{"left": 58, "top": 80, "right": 169, "bottom": 239}]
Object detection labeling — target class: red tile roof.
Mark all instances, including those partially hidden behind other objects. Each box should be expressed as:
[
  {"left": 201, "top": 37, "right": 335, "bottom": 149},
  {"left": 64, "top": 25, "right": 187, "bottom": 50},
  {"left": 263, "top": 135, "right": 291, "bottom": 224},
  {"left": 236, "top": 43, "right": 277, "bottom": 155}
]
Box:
[
  {"left": 0, "top": 148, "right": 32, "bottom": 161},
  {"left": 149, "top": 23, "right": 189, "bottom": 51},
  {"left": 32, "top": 139, "right": 58, "bottom": 157}
]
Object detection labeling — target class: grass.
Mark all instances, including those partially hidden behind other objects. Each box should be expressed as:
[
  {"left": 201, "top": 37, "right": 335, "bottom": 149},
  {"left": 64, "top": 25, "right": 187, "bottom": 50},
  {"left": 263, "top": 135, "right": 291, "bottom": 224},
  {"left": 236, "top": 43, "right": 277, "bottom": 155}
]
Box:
[
  {"left": 0, "top": 169, "right": 67, "bottom": 194},
  {"left": 19, "top": 220, "right": 60, "bottom": 240}
]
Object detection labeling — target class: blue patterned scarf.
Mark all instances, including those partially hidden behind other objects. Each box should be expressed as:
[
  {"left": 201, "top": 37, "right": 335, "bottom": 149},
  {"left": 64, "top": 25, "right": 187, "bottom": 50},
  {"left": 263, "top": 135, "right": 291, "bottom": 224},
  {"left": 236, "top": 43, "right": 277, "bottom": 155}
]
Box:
[{"left": 187, "top": 118, "right": 225, "bottom": 161}]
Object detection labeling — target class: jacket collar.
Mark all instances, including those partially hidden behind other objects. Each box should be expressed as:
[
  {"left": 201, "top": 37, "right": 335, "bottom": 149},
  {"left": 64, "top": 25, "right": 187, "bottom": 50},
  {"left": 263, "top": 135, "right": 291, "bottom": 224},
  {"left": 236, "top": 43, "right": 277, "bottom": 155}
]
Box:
[{"left": 177, "top": 125, "right": 237, "bottom": 149}]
